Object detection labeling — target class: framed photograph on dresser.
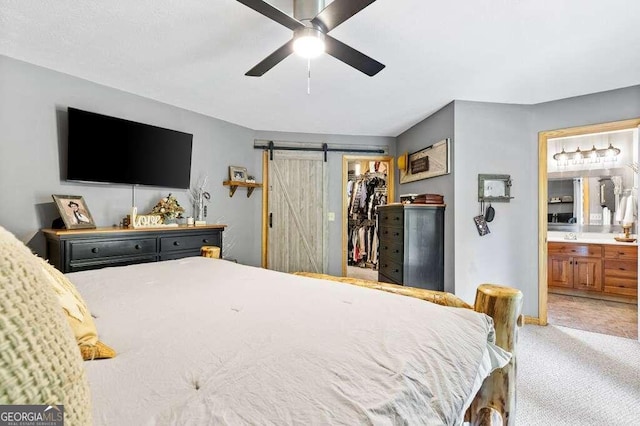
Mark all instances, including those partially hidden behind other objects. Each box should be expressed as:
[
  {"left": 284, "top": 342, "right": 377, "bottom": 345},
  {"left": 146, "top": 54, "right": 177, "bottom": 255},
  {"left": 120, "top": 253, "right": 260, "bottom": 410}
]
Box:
[{"left": 52, "top": 194, "right": 96, "bottom": 229}]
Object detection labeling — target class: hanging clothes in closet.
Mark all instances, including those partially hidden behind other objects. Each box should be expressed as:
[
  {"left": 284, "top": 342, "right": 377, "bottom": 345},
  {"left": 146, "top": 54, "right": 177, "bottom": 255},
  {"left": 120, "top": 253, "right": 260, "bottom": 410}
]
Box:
[{"left": 347, "top": 169, "right": 387, "bottom": 269}]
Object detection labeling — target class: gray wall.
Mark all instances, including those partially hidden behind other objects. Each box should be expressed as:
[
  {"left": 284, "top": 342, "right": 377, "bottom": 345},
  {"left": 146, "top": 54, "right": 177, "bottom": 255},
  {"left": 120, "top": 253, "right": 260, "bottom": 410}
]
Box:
[
  {"left": 532, "top": 86, "right": 640, "bottom": 132},
  {"left": 253, "top": 131, "right": 395, "bottom": 276},
  {"left": 0, "top": 55, "right": 262, "bottom": 266},
  {"left": 395, "top": 102, "right": 455, "bottom": 293},
  {"left": 398, "top": 86, "right": 639, "bottom": 317},
  {"left": 453, "top": 101, "right": 535, "bottom": 310}
]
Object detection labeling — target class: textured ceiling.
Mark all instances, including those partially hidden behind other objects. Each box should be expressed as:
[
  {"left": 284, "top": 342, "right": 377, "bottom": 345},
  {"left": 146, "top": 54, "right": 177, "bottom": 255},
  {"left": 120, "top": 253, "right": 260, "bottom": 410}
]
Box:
[{"left": 1, "top": 0, "right": 639, "bottom": 136}]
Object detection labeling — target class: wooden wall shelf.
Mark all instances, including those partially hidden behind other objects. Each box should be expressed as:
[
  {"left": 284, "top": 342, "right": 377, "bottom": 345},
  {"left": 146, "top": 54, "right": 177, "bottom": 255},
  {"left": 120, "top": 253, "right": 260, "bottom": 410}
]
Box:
[{"left": 222, "top": 180, "right": 263, "bottom": 198}]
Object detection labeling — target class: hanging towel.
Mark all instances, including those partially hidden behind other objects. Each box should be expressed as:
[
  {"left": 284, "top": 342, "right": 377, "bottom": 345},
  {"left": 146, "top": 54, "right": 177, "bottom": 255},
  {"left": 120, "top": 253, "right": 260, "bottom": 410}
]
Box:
[
  {"left": 623, "top": 194, "right": 634, "bottom": 225},
  {"left": 616, "top": 195, "right": 627, "bottom": 223}
]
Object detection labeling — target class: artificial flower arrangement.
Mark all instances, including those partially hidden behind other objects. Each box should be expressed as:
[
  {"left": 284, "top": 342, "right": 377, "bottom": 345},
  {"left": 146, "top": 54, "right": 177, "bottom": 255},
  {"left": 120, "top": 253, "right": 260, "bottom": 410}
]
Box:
[{"left": 149, "top": 193, "right": 185, "bottom": 222}]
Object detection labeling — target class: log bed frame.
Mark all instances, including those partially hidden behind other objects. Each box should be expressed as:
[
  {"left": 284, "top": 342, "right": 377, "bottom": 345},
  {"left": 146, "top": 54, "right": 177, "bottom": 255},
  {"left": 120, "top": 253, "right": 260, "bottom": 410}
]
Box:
[{"left": 293, "top": 273, "right": 524, "bottom": 426}]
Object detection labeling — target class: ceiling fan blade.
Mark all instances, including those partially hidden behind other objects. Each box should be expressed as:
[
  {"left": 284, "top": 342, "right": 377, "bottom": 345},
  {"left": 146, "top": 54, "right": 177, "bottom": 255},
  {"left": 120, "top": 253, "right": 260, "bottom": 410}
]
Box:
[
  {"left": 236, "top": 0, "right": 305, "bottom": 31},
  {"left": 245, "top": 39, "right": 295, "bottom": 77},
  {"left": 324, "top": 35, "right": 385, "bottom": 77},
  {"left": 311, "top": 0, "right": 378, "bottom": 33}
]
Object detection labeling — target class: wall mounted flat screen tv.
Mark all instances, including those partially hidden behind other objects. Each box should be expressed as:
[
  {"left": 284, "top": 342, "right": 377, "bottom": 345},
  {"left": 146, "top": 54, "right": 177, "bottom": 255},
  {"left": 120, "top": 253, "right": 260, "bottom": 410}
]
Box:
[{"left": 67, "top": 107, "right": 193, "bottom": 189}]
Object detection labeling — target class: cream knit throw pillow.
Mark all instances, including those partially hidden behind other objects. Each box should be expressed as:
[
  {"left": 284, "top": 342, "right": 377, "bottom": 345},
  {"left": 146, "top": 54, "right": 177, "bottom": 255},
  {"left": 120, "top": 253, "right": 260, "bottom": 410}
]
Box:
[{"left": 0, "top": 226, "right": 91, "bottom": 424}]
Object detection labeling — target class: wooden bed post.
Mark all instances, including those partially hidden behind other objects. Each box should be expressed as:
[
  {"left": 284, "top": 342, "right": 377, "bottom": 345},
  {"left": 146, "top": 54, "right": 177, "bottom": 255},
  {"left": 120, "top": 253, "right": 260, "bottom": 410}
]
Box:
[{"left": 468, "top": 284, "right": 523, "bottom": 426}]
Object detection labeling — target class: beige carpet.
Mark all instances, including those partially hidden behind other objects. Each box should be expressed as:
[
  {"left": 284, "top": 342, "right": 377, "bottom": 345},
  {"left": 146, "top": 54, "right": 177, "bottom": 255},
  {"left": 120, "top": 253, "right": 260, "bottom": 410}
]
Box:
[
  {"left": 347, "top": 265, "right": 378, "bottom": 281},
  {"left": 517, "top": 324, "right": 640, "bottom": 425}
]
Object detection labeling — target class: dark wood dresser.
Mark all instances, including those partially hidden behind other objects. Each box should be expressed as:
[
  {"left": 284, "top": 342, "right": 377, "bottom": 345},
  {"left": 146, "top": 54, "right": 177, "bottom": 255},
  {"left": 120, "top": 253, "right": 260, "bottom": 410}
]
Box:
[
  {"left": 377, "top": 204, "right": 445, "bottom": 291},
  {"left": 43, "top": 225, "right": 226, "bottom": 273}
]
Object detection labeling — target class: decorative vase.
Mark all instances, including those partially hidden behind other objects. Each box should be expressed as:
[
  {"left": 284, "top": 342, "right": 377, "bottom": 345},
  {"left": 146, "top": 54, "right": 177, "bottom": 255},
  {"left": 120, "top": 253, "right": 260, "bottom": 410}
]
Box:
[
  {"left": 194, "top": 193, "right": 205, "bottom": 222},
  {"left": 163, "top": 217, "right": 177, "bottom": 225}
]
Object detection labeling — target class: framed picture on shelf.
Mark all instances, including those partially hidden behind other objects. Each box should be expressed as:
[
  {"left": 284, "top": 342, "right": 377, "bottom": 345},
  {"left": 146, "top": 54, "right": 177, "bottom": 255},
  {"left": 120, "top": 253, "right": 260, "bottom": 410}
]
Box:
[
  {"left": 52, "top": 195, "right": 96, "bottom": 229},
  {"left": 229, "top": 166, "right": 247, "bottom": 182}
]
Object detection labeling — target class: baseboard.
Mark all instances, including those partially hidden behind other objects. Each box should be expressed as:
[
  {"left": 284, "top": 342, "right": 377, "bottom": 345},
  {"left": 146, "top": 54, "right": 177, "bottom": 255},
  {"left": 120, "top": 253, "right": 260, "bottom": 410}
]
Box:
[
  {"left": 525, "top": 316, "right": 541, "bottom": 325},
  {"left": 549, "top": 287, "right": 637, "bottom": 305}
]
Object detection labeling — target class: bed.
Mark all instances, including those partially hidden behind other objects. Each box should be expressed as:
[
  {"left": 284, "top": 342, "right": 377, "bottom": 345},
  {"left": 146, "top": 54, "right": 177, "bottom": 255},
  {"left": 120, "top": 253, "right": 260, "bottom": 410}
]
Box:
[{"left": 63, "top": 256, "right": 521, "bottom": 425}]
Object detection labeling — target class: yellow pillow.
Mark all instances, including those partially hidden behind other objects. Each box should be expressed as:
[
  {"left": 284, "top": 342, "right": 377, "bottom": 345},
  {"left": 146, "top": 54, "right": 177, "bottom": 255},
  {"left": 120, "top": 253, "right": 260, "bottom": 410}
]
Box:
[
  {"left": 40, "top": 260, "right": 116, "bottom": 361},
  {"left": 0, "top": 226, "right": 91, "bottom": 423}
]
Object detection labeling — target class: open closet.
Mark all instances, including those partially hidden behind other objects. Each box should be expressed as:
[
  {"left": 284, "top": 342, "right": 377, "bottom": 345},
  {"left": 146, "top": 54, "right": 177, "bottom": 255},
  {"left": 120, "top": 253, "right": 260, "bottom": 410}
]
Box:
[{"left": 343, "top": 157, "right": 394, "bottom": 281}]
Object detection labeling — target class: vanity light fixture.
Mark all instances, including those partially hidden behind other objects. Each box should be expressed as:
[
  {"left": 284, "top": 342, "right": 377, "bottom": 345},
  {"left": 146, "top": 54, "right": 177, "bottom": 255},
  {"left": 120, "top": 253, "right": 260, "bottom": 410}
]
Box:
[{"left": 553, "top": 143, "right": 620, "bottom": 166}]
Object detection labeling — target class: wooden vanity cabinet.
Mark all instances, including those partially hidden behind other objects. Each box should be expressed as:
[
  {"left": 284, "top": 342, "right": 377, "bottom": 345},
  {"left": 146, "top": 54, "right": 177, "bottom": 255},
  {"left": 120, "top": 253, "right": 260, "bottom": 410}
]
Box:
[
  {"left": 548, "top": 243, "right": 602, "bottom": 292},
  {"left": 549, "top": 242, "right": 637, "bottom": 300},
  {"left": 603, "top": 245, "right": 638, "bottom": 297}
]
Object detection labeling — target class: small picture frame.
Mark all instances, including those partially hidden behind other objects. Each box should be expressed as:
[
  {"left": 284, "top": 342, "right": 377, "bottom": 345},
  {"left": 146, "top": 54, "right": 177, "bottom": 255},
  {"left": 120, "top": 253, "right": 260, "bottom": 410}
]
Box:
[
  {"left": 52, "top": 195, "right": 96, "bottom": 229},
  {"left": 229, "top": 166, "right": 247, "bottom": 182}
]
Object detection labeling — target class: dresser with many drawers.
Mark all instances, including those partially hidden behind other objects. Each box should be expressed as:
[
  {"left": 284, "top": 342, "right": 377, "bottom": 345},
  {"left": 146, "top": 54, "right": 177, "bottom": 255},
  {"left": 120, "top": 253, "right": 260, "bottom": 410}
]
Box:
[
  {"left": 43, "top": 225, "right": 226, "bottom": 273},
  {"left": 377, "top": 204, "right": 445, "bottom": 291}
]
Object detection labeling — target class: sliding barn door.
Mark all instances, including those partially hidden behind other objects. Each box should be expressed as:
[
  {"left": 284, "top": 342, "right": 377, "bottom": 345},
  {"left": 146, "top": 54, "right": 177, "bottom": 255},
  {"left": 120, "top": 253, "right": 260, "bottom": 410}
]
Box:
[{"left": 267, "top": 151, "right": 327, "bottom": 273}]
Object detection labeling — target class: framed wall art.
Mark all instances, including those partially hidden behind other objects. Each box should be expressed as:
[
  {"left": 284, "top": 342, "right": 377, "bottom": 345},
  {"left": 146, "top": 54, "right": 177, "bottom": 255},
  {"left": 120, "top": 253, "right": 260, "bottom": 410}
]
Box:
[
  {"left": 52, "top": 194, "right": 96, "bottom": 229},
  {"left": 399, "top": 138, "right": 450, "bottom": 184},
  {"left": 229, "top": 166, "right": 247, "bottom": 182}
]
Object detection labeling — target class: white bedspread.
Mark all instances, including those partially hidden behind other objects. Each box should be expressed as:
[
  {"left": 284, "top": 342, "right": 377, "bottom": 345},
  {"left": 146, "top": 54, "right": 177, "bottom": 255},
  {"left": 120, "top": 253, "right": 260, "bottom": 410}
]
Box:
[{"left": 69, "top": 257, "right": 509, "bottom": 425}]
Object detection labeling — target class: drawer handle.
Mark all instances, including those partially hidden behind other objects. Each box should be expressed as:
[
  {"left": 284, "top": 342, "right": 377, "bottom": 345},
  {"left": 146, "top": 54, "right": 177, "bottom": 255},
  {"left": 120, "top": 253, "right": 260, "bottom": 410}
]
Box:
[
  {"left": 173, "top": 241, "right": 180, "bottom": 246},
  {"left": 135, "top": 244, "right": 142, "bottom": 250},
  {"left": 203, "top": 239, "right": 209, "bottom": 243},
  {"left": 384, "top": 231, "right": 388, "bottom": 235},
  {"left": 619, "top": 267, "right": 625, "bottom": 270},
  {"left": 394, "top": 249, "right": 399, "bottom": 253},
  {"left": 394, "top": 269, "right": 399, "bottom": 273},
  {"left": 393, "top": 232, "right": 400, "bottom": 237},
  {"left": 91, "top": 247, "right": 99, "bottom": 253},
  {"left": 394, "top": 217, "right": 400, "bottom": 221}
]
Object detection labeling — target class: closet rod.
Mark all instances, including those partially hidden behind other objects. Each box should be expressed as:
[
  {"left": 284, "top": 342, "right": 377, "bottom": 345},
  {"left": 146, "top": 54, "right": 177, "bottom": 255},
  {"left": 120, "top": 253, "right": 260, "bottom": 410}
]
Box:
[{"left": 255, "top": 141, "right": 385, "bottom": 162}]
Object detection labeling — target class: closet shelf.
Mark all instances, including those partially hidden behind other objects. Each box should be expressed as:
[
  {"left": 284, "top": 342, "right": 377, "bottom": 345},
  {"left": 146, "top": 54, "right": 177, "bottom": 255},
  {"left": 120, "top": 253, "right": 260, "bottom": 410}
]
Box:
[{"left": 222, "top": 180, "right": 263, "bottom": 198}]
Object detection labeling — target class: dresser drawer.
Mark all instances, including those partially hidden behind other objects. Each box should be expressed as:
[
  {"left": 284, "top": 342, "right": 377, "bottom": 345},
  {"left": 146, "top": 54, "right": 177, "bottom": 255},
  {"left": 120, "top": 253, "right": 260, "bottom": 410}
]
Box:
[
  {"left": 604, "top": 278, "right": 638, "bottom": 297},
  {"left": 70, "top": 238, "right": 156, "bottom": 261},
  {"left": 379, "top": 225, "right": 403, "bottom": 242},
  {"left": 160, "top": 250, "right": 201, "bottom": 261},
  {"left": 160, "top": 232, "right": 221, "bottom": 253},
  {"left": 378, "top": 208, "right": 403, "bottom": 228},
  {"left": 379, "top": 259, "right": 403, "bottom": 284},
  {"left": 379, "top": 241, "right": 403, "bottom": 264},
  {"left": 604, "top": 260, "right": 638, "bottom": 279},
  {"left": 548, "top": 242, "right": 602, "bottom": 257},
  {"left": 604, "top": 245, "right": 638, "bottom": 260},
  {"left": 69, "top": 255, "right": 157, "bottom": 272}
]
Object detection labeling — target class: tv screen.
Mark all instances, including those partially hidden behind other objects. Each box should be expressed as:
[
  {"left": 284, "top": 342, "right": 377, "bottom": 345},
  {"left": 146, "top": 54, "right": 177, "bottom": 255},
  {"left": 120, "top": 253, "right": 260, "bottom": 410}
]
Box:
[{"left": 67, "top": 107, "right": 193, "bottom": 189}]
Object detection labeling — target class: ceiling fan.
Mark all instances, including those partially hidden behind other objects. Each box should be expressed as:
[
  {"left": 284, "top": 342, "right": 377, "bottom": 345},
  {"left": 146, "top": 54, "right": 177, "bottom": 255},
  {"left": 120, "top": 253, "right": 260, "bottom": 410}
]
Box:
[{"left": 236, "top": 0, "right": 385, "bottom": 77}]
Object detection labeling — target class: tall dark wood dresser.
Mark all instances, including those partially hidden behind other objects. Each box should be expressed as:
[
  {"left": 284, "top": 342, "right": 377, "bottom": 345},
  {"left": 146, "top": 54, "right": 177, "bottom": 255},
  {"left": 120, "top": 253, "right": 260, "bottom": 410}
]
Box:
[{"left": 377, "top": 204, "right": 445, "bottom": 291}]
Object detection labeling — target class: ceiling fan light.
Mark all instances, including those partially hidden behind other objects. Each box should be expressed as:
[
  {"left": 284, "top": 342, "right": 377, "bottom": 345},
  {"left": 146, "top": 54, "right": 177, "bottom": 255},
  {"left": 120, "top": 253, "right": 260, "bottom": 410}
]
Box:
[{"left": 293, "top": 27, "right": 325, "bottom": 59}]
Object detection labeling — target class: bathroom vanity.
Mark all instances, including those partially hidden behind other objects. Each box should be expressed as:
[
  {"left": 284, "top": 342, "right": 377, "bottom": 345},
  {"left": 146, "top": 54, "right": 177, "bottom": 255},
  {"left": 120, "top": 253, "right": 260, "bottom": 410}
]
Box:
[{"left": 548, "top": 232, "right": 638, "bottom": 302}]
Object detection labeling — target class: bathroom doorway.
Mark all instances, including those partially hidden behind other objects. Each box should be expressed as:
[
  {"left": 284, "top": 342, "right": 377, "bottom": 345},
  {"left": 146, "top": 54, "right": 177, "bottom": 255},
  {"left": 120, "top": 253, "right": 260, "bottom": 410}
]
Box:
[{"left": 539, "top": 118, "right": 640, "bottom": 339}]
